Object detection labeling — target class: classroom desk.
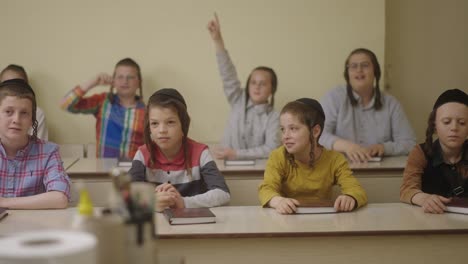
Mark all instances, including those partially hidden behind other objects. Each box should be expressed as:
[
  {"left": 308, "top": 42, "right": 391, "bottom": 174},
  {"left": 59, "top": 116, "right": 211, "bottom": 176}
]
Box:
[
  {"left": 1, "top": 204, "right": 466, "bottom": 264},
  {"left": 156, "top": 203, "right": 468, "bottom": 264},
  {"left": 61, "top": 157, "right": 80, "bottom": 171},
  {"left": 66, "top": 156, "right": 407, "bottom": 206}
]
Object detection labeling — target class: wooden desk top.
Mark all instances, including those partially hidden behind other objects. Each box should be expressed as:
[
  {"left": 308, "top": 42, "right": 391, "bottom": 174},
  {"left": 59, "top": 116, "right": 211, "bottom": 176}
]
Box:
[
  {"left": 62, "top": 157, "right": 80, "bottom": 171},
  {"left": 156, "top": 203, "right": 468, "bottom": 238},
  {"left": 66, "top": 155, "right": 407, "bottom": 175},
  {"left": 3, "top": 204, "right": 464, "bottom": 239},
  {"left": 66, "top": 158, "right": 130, "bottom": 178}
]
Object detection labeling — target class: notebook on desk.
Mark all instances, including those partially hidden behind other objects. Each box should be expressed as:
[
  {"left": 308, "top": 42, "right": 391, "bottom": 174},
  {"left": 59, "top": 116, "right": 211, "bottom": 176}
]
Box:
[
  {"left": 163, "top": 208, "right": 216, "bottom": 225},
  {"left": 224, "top": 160, "right": 256, "bottom": 166},
  {"left": 445, "top": 197, "right": 468, "bottom": 215},
  {"left": 368, "top": 157, "right": 382, "bottom": 162},
  {"left": 296, "top": 200, "right": 336, "bottom": 214}
]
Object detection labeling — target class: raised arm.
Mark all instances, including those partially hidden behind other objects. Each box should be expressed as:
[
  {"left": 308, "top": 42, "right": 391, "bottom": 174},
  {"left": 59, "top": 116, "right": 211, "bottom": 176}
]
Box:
[
  {"left": 60, "top": 73, "right": 112, "bottom": 114},
  {"left": 207, "top": 13, "right": 226, "bottom": 52},
  {"left": 208, "top": 13, "right": 243, "bottom": 106}
]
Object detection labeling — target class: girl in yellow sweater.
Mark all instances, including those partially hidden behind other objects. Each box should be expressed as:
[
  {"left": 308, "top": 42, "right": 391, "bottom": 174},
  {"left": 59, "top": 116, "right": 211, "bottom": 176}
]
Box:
[{"left": 258, "top": 98, "right": 367, "bottom": 214}]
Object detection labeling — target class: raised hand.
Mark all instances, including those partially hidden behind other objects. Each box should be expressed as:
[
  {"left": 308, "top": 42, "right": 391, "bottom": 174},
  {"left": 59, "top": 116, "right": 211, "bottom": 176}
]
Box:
[
  {"left": 207, "top": 12, "right": 225, "bottom": 51},
  {"left": 81, "top": 73, "right": 113, "bottom": 92}
]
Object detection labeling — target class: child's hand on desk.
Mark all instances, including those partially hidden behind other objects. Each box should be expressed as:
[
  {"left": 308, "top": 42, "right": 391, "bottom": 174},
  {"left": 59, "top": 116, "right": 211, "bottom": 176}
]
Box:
[
  {"left": 334, "top": 195, "right": 356, "bottom": 212},
  {"left": 345, "top": 144, "right": 372, "bottom": 163},
  {"left": 155, "top": 183, "right": 185, "bottom": 210},
  {"left": 269, "top": 197, "right": 299, "bottom": 214},
  {"left": 213, "top": 146, "right": 237, "bottom": 160},
  {"left": 366, "top": 144, "right": 384, "bottom": 157},
  {"left": 413, "top": 193, "right": 451, "bottom": 214},
  {"left": 155, "top": 182, "right": 178, "bottom": 193}
]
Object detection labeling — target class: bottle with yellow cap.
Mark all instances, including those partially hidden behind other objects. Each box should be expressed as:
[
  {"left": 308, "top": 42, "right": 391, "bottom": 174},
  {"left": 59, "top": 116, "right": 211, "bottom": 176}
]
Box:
[{"left": 72, "top": 184, "right": 95, "bottom": 230}]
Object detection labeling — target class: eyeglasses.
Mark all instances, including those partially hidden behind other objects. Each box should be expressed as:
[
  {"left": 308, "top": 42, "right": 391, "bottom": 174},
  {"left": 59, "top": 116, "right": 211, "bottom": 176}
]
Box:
[
  {"left": 114, "top": 75, "right": 137, "bottom": 81},
  {"left": 347, "top": 62, "right": 371, "bottom": 71}
]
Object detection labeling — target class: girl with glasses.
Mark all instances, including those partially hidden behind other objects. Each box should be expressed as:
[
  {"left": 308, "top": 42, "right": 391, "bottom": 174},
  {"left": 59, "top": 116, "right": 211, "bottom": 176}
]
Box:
[{"left": 320, "top": 48, "right": 416, "bottom": 163}]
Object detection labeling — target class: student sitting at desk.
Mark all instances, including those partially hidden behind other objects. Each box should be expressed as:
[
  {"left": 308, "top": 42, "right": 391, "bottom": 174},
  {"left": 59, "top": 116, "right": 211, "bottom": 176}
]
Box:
[
  {"left": 129, "top": 88, "right": 230, "bottom": 212},
  {"left": 258, "top": 98, "right": 367, "bottom": 214},
  {"left": 0, "top": 79, "right": 70, "bottom": 209},
  {"left": 401, "top": 89, "right": 468, "bottom": 214},
  {"left": 320, "top": 48, "right": 416, "bottom": 163},
  {"left": 60, "top": 58, "right": 145, "bottom": 159},
  {"left": 207, "top": 13, "right": 280, "bottom": 160},
  {"left": 0, "top": 64, "right": 48, "bottom": 140}
]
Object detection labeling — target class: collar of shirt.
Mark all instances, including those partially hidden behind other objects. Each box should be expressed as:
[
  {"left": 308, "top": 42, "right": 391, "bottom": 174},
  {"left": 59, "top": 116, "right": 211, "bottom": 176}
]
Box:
[
  {"left": 153, "top": 144, "right": 185, "bottom": 166},
  {"left": 431, "top": 139, "right": 468, "bottom": 167},
  {"left": 246, "top": 99, "right": 271, "bottom": 115},
  {"left": 0, "top": 137, "right": 34, "bottom": 159},
  {"left": 351, "top": 90, "right": 376, "bottom": 110},
  {"left": 112, "top": 94, "right": 145, "bottom": 109}
]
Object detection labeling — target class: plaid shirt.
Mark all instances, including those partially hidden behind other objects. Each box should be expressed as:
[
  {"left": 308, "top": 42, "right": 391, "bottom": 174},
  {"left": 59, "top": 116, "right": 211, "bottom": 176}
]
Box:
[
  {"left": 0, "top": 139, "right": 70, "bottom": 199},
  {"left": 61, "top": 86, "right": 145, "bottom": 159}
]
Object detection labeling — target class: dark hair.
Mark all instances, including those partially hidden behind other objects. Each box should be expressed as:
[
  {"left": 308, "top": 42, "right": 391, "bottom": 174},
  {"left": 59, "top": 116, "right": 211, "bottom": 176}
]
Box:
[
  {"left": 0, "top": 79, "right": 38, "bottom": 141},
  {"left": 423, "top": 110, "right": 437, "bottom": 157},
  {"left": 144, "top": 89, "right": 192, "bottom": 176},
  {"left": 280, "top": 100, "right": 325, "bottom": 168},
  {"left": 344, "top": 48, "right": 382, "bottom": 110},
  {"left": 244, "top": 66, "right": 278, "bottom": 110},
  {"left": 109, "top": 58, "right": 143, "bottom": 103},
  {"left": 0, "top": 64, "right": 29, "bottom": 83}
]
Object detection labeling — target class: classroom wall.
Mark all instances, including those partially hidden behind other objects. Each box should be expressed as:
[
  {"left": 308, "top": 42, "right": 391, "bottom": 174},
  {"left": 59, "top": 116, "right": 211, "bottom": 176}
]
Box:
[
  {"left": 385, "top": 0, "right": 468, "bottom": 142},
  {"left": 1, "top": 0, "right": 384, "bottom": 145}
]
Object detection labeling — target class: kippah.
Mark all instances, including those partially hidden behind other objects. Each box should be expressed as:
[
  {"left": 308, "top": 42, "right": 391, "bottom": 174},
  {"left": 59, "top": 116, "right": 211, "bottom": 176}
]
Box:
[
  {"left": 151, "top": 88, "right": 186, "bottom": 107},
  {"left": 0, "top": 78, "right": 35, "bottom": 97},
  {"left": 296, "top": 98, "right": 325, "bottom": 119},
  {"left": 433, "top": 89, "right": 468, "bottom": 110}
]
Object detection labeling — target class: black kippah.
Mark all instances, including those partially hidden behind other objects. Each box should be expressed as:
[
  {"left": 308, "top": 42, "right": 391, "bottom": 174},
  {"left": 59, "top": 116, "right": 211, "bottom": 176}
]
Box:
[
  {"left": 0, "top": 78, "right": 35, "bottom": 97},
  {"left": 433, "top": 89, "right": 468, "bottom": 110},
  {"left": 151, "top": 88, "right": 186, "bottom": 107},
  {"left": 296, "top": 98, "right": 325, "bottom": 119}
]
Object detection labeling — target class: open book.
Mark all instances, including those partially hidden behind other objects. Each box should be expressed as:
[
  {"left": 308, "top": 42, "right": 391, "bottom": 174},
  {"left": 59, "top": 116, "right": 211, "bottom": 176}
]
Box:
[
  {"left": 296, "top": 200, "right": 336, "bottom": 214},
  {"left": 445, "top": 197, "right": 468, "bottom": 215},
  {"left": 163, "top": 208, "right": 216, "bottom": 225},
  {"left": 224, "top": 160, "right": 256, "bottom": 166}
]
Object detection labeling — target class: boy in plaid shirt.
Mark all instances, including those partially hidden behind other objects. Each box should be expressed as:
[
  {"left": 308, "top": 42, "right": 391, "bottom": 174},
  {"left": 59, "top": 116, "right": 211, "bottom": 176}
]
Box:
[
  {"left": 0, "top": 79, "right": 70, "bottom": 209},
  {"left": 60, "top": 58, "right": 145, "bottom": 159}
]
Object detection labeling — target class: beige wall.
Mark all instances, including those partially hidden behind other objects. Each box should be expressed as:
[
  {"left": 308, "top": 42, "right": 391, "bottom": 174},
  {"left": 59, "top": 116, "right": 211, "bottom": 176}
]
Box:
[
  {"left": 385, "top": 0, "right": 468, "bottom": 142},
  {"left": 1, "top": 0, "right": 384, "bottom": 144}
]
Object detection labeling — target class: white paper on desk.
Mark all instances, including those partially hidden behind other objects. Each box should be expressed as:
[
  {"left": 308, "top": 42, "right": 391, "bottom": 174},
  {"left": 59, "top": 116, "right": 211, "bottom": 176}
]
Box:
[{"left": 224, "top": 160, "right": 256, "bottom": 166}]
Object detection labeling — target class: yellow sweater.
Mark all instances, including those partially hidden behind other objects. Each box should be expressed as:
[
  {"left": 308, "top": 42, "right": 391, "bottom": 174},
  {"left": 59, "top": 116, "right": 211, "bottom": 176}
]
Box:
[{"left": 258, "top": 146, "right": 368, "bottom": 208}]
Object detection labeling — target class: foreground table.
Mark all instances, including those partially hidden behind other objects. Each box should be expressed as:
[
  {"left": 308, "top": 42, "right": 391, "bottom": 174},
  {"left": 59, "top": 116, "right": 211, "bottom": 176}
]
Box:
[{"left": 156, "top": 203, "right": 467, "bottom": 264}]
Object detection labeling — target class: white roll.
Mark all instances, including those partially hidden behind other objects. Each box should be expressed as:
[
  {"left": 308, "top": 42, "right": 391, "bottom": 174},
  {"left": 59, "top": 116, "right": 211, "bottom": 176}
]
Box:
[{"left": 0, "top": 230, "right": 97, "bottom": 264}]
